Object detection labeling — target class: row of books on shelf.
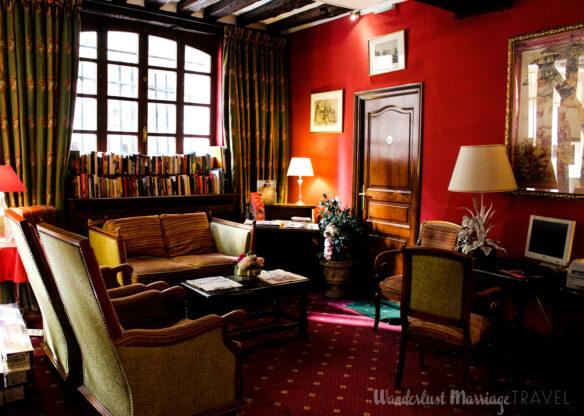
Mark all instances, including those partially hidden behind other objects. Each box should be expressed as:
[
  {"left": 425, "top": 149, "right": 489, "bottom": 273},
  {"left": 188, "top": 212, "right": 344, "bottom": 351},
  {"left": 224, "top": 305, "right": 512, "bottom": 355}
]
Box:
[
  {"left": 71, "top": 169, "right": 225, "bottom": 199},
  {"left": 69, "top": 148, "right": 227, "bottom": 177}
]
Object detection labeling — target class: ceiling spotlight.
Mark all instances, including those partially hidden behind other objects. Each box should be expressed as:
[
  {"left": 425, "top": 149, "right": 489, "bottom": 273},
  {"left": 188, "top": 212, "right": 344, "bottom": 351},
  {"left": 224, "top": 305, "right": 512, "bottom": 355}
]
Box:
[{"left": 350, "top": 11, "right": 360, "bottom": 21}]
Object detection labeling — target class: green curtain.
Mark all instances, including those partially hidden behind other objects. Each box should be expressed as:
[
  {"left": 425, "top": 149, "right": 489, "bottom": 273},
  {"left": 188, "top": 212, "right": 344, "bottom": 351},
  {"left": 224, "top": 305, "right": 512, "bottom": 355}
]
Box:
[
  {"left": 0, "top": 0, "right": 80, "bottom": 222},
  {"left": 222, "top": 26, "right": 289, "bottom": 217}
]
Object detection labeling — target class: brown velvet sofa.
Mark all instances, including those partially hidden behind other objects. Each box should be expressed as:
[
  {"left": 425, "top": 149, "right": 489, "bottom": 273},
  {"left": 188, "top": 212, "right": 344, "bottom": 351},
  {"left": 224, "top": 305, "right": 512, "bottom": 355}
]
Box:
[{"left": 88, "top": 212, "right": 254, "bottom": 285}]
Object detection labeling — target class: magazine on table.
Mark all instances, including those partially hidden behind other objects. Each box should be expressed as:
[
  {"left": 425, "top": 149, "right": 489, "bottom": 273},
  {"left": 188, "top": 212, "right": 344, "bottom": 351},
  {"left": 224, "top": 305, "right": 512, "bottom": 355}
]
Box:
[
  {"left": 258, "top": 269, "right": 308, "bottom": 284},
  {"left": 186, "top": 276, "right": 242, "bottom": 291}
]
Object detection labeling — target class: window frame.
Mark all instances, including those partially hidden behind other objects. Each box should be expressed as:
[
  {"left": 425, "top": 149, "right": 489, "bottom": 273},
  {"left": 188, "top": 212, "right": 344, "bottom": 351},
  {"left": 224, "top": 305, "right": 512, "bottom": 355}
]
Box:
[{"left": 77, "top": 14, "right": 219, "bottom": 155}]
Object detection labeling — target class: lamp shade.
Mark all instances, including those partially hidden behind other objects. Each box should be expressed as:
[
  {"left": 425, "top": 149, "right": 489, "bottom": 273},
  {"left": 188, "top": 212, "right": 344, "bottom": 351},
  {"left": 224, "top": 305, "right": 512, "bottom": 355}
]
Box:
[
  {"left": 0, "top": 165, "right": 26, "bottom": 192},
  {"left": 287, "top": 157, "right": 314, "bottom": 177},
  {"left": 448, "top": 145, "right": 517, "bottom": 193}
]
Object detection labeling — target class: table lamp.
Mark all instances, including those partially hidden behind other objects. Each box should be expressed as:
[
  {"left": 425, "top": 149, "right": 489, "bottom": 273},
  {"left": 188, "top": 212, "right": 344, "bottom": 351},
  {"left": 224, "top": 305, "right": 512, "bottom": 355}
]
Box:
[
  {"left": 448, "top": 144, "right": 518, "bottom": 255},
  {"left": 0, "top": 165, "right": 27, "bottom": 240},
  {"left": 287, "top": 157, "right": 314, "bottom": 205}
]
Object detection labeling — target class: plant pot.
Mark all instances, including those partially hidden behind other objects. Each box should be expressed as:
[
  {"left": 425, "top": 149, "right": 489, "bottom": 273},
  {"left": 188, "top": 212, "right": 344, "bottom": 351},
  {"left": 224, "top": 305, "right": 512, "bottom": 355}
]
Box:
[{"left": 320, "top": 259, "right": 353, "bottom": 299}]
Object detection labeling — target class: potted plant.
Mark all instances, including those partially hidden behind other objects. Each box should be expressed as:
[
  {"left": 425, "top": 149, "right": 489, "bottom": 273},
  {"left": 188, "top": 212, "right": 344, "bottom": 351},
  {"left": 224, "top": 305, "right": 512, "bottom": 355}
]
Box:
[
  {"left": 317, "top": 194, "right": 364, "bottom": 298},
  {"left": 457, "top": 194, "right": 506, "bottom": 258}
]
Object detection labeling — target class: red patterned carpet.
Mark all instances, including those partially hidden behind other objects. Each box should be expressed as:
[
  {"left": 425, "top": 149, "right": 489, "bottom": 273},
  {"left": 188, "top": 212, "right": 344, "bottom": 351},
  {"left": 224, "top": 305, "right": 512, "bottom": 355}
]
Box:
[{"left": 3, "top": 293, "right": 581, "bottom": 415}]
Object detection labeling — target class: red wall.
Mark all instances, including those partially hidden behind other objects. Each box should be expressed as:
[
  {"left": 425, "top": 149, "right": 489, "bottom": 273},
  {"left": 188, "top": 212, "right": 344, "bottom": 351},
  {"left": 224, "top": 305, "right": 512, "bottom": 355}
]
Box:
[{"left": 289, "top": 0, "right": 584, "bottom": 260}]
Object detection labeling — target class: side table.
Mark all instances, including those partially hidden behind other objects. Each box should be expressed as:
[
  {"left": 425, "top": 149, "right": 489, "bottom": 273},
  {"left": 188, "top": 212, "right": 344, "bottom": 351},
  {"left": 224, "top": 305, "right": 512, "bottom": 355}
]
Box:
[{"left": 0, "top": 239, "right": 28, "bottom": 306}]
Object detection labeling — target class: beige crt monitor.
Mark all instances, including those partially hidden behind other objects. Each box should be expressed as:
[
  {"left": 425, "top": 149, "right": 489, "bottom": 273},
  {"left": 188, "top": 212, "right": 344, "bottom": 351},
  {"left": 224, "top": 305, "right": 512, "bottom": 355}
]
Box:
[{"left": 524, "top": 215, "right": 576, "bottom": 268}]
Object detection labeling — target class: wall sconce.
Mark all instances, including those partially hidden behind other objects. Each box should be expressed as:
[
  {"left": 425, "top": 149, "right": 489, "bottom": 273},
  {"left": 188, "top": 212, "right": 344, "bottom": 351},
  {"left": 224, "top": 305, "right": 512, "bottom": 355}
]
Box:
[
  {"left": 350, "top": 11, "right": 360, "bottom": 21},
  {"left": 287, "top": 157, "right": 314, "bottom": 205}
]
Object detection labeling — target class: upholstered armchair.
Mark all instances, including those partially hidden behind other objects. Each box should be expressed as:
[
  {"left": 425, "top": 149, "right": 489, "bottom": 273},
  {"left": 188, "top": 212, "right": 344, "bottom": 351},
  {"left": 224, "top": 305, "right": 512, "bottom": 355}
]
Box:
[
  {"left": 373, "top": 220, "right": 462, "bottom": 329},
  {"left": 6, "top": 208, "right": 186, "bottom": 385},
  {"left": 38, "top": 222, "right": 247, "bottom": 416},
  {"left": 394, "top": 246, "right": 493, "bottom": 390}
]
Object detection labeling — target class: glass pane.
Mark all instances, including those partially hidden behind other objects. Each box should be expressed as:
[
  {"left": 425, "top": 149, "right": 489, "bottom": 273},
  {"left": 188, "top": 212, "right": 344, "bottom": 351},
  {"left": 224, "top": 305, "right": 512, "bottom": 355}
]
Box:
[
  {"left": 108, "top": 64, "right": 138, "bottom": 98},
  {"left": 148, "top": 69, "right": 177, "bottom": 101},
  {"left": 184, "top": 137, "right": 210, "bottom": 155},
  {"left": 147, "top": 136, "right": 176, "bottom": 156},
  {"left": 107, "top": 135, "right": 138, "bottom": 154},
  {"left": 148, "top": 103, "right": 176, "bottom": 134},
  {"left": 108, "top": 31, "right": 138, "bottom": 64},
  {"left": 184, "top": 74, "right": 210, "bottom": 104},
  {"left": 185, "top": 45, "right": 210, "bottom": 73},
  {"left": 80, "top": 31, "right": 97, "bottom": 59},
  {"left": 184, "top": 106, "right": 209, "bottom": 135},
  {"left": 108, "top": 100, "right": 138, "bottom": 132},
  {"left": 70, "top": 133, "right": 97, "bottom": 154},
  {"left": 73, "top": 97, "right": 97, "bottom": 130},
  {"left": 77, "top": 61, "right": 97, "bottom": 95},
  {"left": 149, "top": 36, "right": 177, "bottom": 69}
]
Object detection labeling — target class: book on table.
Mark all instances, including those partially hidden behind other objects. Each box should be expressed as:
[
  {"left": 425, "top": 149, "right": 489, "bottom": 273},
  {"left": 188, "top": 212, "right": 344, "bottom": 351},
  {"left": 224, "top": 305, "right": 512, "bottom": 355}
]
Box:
[
  {"left": 258, "top": 269, "right": 308, "bottom": 284},
  {"left": 186, "top": 276, "right": 242, "bottom": 291}
]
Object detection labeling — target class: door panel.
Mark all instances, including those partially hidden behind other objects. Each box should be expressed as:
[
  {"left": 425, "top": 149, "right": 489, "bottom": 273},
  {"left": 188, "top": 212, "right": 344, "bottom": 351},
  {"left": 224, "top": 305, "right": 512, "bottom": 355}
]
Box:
[{"left": 352, "top": 84, "right": 423, "bottom": 285}]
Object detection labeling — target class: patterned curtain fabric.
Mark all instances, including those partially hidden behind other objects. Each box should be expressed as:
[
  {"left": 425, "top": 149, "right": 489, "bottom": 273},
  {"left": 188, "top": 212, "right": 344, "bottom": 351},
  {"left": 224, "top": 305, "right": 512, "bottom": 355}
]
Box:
[
  {"left": 223, "top": 26, "right": 289, "bottom": 217},
  {"left": 0, "top": 0, "right": 80, "bottom": 221}
]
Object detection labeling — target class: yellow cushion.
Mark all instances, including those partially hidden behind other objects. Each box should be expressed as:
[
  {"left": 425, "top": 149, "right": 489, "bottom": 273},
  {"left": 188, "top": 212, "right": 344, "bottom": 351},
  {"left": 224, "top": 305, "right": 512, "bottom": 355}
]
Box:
[
  {"left": 407, "top": 313, "right": 492, "bottom": 346},
  {"left": 160, "top": 213, "right": 216, "bottom": 257},
  {"left": 104, "top": 215, "right": 166, "bottom": 258}
]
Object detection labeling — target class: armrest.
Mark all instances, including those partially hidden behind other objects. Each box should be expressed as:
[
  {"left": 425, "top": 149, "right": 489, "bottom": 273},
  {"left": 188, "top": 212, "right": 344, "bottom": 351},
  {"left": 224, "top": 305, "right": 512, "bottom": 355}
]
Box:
[
  {"left": 210, "top": 218, "right": 254, "bottom": 257},
  {"left": 373, "top": 249, "right": 402, "bottom": 282},
  {"left": 107, "top": 281, "right": 169, "bottom": 298},
  {"left": 100, "top": 263, "right": 133, "bottom": 287},
  {"left": 89, "top": 225, "right": 126, "bottom": 272},
  {"left": 116, "top": 314, "right": 225, "bottom": 346},
  {"left": 111, "top": 290, "right": 176, "bottom": 330}
]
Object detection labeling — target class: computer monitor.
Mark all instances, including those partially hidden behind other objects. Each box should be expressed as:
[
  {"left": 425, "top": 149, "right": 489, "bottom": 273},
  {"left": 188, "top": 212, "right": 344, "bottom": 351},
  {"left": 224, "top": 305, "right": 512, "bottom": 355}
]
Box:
[{"left": 524, "top": 215, "right": 576, "bottom": 267}]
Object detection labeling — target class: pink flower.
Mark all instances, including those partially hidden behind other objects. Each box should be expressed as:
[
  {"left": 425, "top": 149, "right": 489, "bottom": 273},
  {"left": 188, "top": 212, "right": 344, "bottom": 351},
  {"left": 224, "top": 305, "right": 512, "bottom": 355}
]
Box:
[{"left": 324, "top": 237, "right": 333, "bottom": 260}]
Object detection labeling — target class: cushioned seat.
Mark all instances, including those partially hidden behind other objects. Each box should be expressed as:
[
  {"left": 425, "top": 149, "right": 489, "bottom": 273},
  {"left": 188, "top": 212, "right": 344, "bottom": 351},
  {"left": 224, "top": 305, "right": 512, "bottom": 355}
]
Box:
[
  {"left": 129, "top": 257, "right": 198, "bottom": 284},
  {"left": 171, "top": 253, "right": 238, "bottom": 277},
  {"left": 407, "top": 313, "right": 492, "bottom": 347}
]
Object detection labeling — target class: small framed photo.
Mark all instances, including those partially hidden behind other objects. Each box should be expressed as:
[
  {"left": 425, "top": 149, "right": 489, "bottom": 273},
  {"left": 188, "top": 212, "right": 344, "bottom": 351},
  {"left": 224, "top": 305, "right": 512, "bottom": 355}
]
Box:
[
  {"left": 368, "top": 30, "right": 406, "bottom": 76},
  {"left": 257, "top": 180, "right": 277, "bottom": 205},
  {"left": 310, "top": 89, "right": 344, "bottom": 133}
]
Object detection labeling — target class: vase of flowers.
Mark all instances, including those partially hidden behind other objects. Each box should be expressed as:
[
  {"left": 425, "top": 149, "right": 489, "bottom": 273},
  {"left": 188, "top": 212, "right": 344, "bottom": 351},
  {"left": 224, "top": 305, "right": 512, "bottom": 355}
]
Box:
[
  {"left": 234, "top": 252, "right": 265, "bottom": 279},
  {"left": 317, "top": 194, "right": 364, "bottom": 298},
  {"left": 457, "top": 194, "right": 506, "bottom": 258}
]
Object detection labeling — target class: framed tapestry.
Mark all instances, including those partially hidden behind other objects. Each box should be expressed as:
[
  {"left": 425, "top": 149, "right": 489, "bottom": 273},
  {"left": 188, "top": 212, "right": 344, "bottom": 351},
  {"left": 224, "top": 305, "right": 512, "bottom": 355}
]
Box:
[
  {"left": 310, "top": 89, "right": 344, "bottom": 133},
  {"left": 505, "top": 23, "right": 584, "bottom": 200}
]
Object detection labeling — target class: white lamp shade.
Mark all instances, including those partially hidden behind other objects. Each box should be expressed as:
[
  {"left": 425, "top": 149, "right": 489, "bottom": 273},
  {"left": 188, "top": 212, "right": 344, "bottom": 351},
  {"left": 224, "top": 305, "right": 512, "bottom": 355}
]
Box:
[
  {"left": 448, "top": 144, "right": 518, "bottom": 193},
  {"left": 287, "top": 157, "right": 314, "bottom": 177}
]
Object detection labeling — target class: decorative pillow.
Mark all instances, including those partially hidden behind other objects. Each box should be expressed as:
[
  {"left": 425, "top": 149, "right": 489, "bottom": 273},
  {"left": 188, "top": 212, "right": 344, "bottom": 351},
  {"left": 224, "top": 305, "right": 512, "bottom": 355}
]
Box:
[
  {"left": 160, "top": 213, "right": 216, "bottom": 257},
  {"left": 103, "top": 215, "right": 166, "bottom": 258}
]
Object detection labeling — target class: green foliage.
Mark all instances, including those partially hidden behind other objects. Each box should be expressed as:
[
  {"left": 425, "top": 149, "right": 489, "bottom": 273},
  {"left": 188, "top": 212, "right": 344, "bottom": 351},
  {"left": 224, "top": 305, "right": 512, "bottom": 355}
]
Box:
[{"left": 318, "top": 194, "right": 364, "bottom": 261}]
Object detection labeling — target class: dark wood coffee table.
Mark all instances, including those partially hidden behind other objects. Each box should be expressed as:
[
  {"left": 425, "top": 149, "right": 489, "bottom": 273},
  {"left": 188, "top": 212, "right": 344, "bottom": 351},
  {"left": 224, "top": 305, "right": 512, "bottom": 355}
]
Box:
[{"left": 181, "top": 274, "right": 310, "bottom": 339}]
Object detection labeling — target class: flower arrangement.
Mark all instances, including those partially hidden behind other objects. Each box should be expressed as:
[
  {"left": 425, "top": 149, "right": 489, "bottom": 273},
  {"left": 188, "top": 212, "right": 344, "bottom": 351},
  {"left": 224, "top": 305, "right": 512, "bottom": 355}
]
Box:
[
  {"left": 457, "top": 194, "right": 506, "bottom": 257},
  {"left": 317, "top": 194, "right": 364, "bottom": 262},
  {"left": 234, "top": 252, "right": 265, "bottom": 278}
]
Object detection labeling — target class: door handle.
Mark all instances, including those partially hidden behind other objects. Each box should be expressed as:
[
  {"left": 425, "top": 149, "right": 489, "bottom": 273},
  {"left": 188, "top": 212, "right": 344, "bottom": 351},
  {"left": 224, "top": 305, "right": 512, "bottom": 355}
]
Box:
[{"left": 358, "top": 185, "right": 366, "bottom": 211}]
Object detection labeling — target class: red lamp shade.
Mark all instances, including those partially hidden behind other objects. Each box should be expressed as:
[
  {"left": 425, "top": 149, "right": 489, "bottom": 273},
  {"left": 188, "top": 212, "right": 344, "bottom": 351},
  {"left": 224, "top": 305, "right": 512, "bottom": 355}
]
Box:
[{"left": 0, "top": 165, "right": 26, "bottom": 192}]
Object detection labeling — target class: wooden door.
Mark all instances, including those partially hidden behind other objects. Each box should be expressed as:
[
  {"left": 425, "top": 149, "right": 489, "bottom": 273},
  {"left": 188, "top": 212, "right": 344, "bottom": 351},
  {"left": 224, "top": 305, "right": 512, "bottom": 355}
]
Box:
[{"left": 352, "top": 84, "right": 423, "bottom": 278}]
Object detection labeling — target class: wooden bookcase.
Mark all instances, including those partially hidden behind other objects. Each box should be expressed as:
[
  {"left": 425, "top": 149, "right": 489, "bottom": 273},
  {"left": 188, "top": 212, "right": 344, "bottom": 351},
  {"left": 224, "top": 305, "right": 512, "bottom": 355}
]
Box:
[{"left": 67, "top": 193, "right": 239, "bottom": 236}]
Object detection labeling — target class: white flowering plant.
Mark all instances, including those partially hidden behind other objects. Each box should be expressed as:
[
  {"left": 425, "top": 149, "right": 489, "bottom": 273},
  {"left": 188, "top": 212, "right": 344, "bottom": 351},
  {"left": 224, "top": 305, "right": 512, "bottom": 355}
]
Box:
[
  {"left": 236, "top": 252, "right": 265, "bottom": 270},
  {"left": 457, "top": 194, "right": 506, "bottom": 257},
  {"left": 317, "top": 194, "right": 364, "bottom": 262}
]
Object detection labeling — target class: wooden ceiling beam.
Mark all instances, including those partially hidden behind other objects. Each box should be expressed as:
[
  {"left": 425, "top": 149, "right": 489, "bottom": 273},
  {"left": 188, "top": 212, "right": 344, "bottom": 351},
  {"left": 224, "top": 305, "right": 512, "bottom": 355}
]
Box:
[
  {"left": 237, "top": 0, "right": 313, "bottom": 26},
  {"left": 144, "top": 0, "right": 170, "bottom": 9},
  {"left": 204, "top": 0, "right": 260, "bottom": 20},
  {"left": 178, "top": 0, "right": 221, "bottom": 14},
  {"left": 267, "top": 5, "right": 349, "bottom": 32},
  {"left": 413, "top": 0, "right": 513, "bottom": 19}
]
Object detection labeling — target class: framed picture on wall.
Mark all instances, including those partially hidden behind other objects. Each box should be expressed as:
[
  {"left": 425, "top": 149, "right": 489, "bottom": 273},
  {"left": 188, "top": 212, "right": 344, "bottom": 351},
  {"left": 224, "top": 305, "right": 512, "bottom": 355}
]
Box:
[
  {"left": 505, "top": 22, "right": 584, "bottom": 200},
  {"left": 368, "top": 30, "right": 406, "bottom": 76},
  {"left": 310, "top": 89, "right": 344, "bottom": 133}
]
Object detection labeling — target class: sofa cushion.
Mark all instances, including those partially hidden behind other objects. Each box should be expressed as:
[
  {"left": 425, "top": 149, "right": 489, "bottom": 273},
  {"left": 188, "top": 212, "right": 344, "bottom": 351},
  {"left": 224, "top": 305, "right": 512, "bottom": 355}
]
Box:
[
  {"left": 160, "top": 213, "right": 216, "bottom": 257},
  {"left": 128, "top": 257, "right": 198, "bottom": 285},
  {"left": 103, "top": 216, "right": 166, "bottom": 258},
  {"left": 171, "top": 253, "right": 238, "bottom": 278}
]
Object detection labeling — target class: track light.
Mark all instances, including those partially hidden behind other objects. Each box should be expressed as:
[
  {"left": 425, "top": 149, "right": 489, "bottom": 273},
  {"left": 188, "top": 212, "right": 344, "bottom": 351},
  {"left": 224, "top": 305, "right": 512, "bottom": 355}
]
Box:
[{"left": 350, "top": 11, "right": 360, "bottom": 21}]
